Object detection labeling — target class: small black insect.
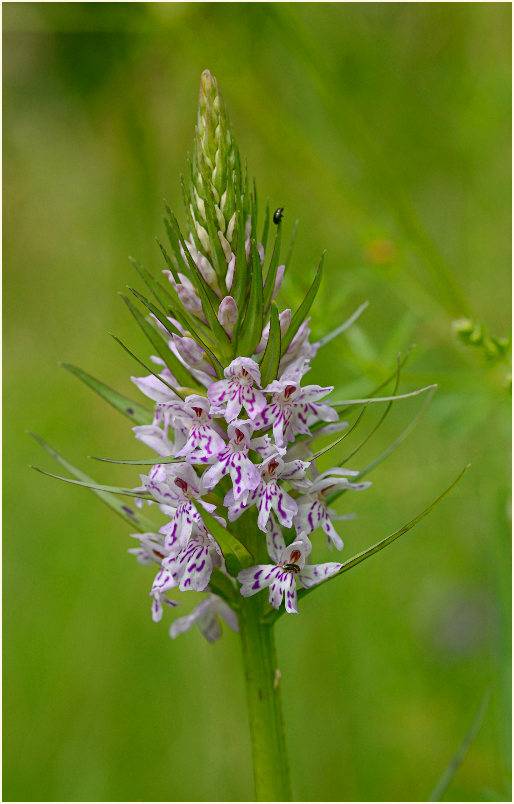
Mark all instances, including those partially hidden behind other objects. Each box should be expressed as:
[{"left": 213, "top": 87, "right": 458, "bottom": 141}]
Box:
[
  {"left": 283, "top": 563, "right": 301, "bottom": 574},
  {"left": 273, "top": 207, "right": 284, "bottom": 225}
]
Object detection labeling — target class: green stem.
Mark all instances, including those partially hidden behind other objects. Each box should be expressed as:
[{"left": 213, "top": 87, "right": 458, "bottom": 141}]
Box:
[{"left": 238, "top": 594, "right": 292, "bottom": 801}]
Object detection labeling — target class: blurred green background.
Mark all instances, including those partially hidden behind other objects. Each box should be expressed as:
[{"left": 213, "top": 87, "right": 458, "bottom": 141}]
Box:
[{"left": 4, "top": 3, "right": 511, "bottom": 801}]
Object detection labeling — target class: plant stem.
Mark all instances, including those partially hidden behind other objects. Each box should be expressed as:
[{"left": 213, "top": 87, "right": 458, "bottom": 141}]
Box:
[{"left": 238, "top": 594, "right": 292, "bottom": 801}]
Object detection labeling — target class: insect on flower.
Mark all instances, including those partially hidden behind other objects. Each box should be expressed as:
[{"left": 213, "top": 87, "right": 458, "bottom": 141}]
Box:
[{"left": 273, "top": 206, "right": 284, "bottom": 224}]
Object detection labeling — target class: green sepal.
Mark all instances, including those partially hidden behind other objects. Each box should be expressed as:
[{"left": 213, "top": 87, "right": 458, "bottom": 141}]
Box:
[
  {"left": 262, "top": 465, "right": 470, "bottom": 624},
  {"left": 31, "top": 465, "right": 156, "bottom": 501},
  {"left": 281, "top": 252, "right": 324, "bottom": 355},
  {"left": 30, "top": 434, "right": 157, "bottom": 533},
  {"left": 237, "top": 238, "right": 264, "bottom": 357},
  {"left": 129, "top": 256, "right": 179, "bottom": 317},
  {"left": 259, "top": 302, "right": 282, "bottom": 386},
  {"left": 61, "top": 363, "right": 152, "bottom": 426},
  {"left": 110, "top": 333, "right": 185, "bottom": 400},
  {"left": 262, "top": 224, "right": 283, "bottom": 311},
  {"left": 195, "top": 506, "right": 254, "bottom": 577}
]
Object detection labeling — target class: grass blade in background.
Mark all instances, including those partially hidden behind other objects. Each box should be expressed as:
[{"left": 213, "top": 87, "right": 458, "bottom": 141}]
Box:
[{"left": 428, "top": 688, "right": 492, "bottom": 801}]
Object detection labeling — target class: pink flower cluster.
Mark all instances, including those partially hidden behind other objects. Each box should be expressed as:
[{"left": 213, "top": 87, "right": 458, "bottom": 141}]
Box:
[{"left": 129, "top": 313, "right": 371, "bottom": 640}]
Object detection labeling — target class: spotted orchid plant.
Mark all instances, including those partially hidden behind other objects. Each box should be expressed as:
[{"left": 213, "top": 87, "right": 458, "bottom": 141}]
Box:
[{"left": 34, "top": 71, "right": 466, "bottom": 801}]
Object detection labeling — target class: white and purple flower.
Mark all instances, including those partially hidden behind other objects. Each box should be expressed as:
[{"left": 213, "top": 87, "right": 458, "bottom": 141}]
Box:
[
  {"left": 237, "top": 528, "right": 342, "bottom": 614},
  {"left": 224, "top": 454, "right": 310, "bottom": 531},
  {"left": 208, "top": 357, "right": 267, "bottom": 422},
  {"left": 202, "top": 420, "right": 261, "bottom": 502},
  {"left": 294, "top": 468, "right": 371, "bottom": 550},
  {"left": 152, "top": 522, "right": 223, "bottom": 594},
  {"left": 141, "top": 463, "right": 217, "bottom": 552},
  {"left": 253, "top": 379, "right": 338, "bottom": 447},
  {"left": 169, "top": 594, "right": 239, "bottom": 642},
  {"left": 171, "top": 394, "right": 226, "bottom": 464}
]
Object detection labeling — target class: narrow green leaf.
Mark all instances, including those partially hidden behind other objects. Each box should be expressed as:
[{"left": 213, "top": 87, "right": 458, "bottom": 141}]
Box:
[
  {"left": 238, "top": 238, "right": 264, "bottom": 357},
  {"left": 262, "top": 465, "right": 470, "bottom": 624},
  {"left": 261, "top": 200, "right": 270, "bottom": 252},
  {"left": 61, "top": 363, "right": 152, "bottom": 426},
  {"left": 331, "top": 384, "right": 437, "bottom": 409},
  {"left": 332, "top": 352, "right": 404, "bottom": 465},
  {"left": 327, "top": 386, "right": 436, "bottom": 507},
  {"left": 334, "top": 347, "right": 415, "bottom": 418},
  {"left": 156, "top": 239, "right": 180, "bottom": 284},
  {"left": 259, "top": 302, "right": 282, "bottom": 386},
  {"left": 346, "top": 387, "right": 437, "bottom": 482},
  {"left": 128, "top": 286, "right": 178, "bottom": 339},
  {"left": 163, "top": 212, "right": 184, "bottom": 278},
  {"left": 90, "top": 455, "right": 185, "bottom": 466},
  {"left": 281, "top": 252, "right": 324, "bottom": 354},
  {"left": 127, "top": 287, "right": 198, "bottom": 389},
  {"left": 231, "top": 196, "right": 249, "bottom": 313},
  {"left": 32, "top": 465, "right": 156, "bottom": 501},
  {"left": 120, "top": 292, "right": 179, "bottom": 376},
  {"left": 163, "top": 306, "right": 225, "bottom": 380},
  {"left": 318, "top": 301, "right": 370, "bottom": 348},
  {"left": 110, "top": 333, "right": 185, "bottom": 400},
  {"left": 30, "top": 435, "right": 157, "bottom": 534},
  {"left": 195, "top": 506, "right": 254, "bottom": 577},
  {"left": 129, "top": 256, "right": 179, "bottom": 317},
  {"left": 252, "top": 177, "right": 258, "bottom": 232},
  {"left": 262, "top": 224, "right": 283, "bottom": 311}
]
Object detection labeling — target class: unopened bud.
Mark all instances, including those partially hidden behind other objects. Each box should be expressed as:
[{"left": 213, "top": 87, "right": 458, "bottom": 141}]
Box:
[
  {"left": 172, "top": 334, "right": 205, "bottom": 368},
  {"left": 214, "top": 204, "right": 225, "bottom": 232},
  {"left": 193, "top": 189, "right": 206, "bottom": 222},
  {"left": 272, "top": 265, "right": 285, "bottom": 300},
  {"left": 197, "top": 254, "right": 217, "bottom": 287},
  {"left": 226, "top": 212, "right": 236, "bottom": 242},
  {"left": 218, "top": 231, "right": 233, "bottom": 263},
  {"left": 218, "top": 296, "right": 238, "bottom": 337},
  {"left": 226, "top": 253, "right": 236, "bottom": 290},
  {"left": 195, "top": 221, "right": 211, "bottom": 254}
]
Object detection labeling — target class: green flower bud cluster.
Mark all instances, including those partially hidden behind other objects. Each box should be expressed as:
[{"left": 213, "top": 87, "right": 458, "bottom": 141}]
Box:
[
  {"left": 152, "top": 70, "right": 324, "bottom": 377},
  {"left": 193, "top": 69, "right": 239, "bottom": 240},
  {"left": 452, "top": 317, "right": 511, "bottom": 364}
]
